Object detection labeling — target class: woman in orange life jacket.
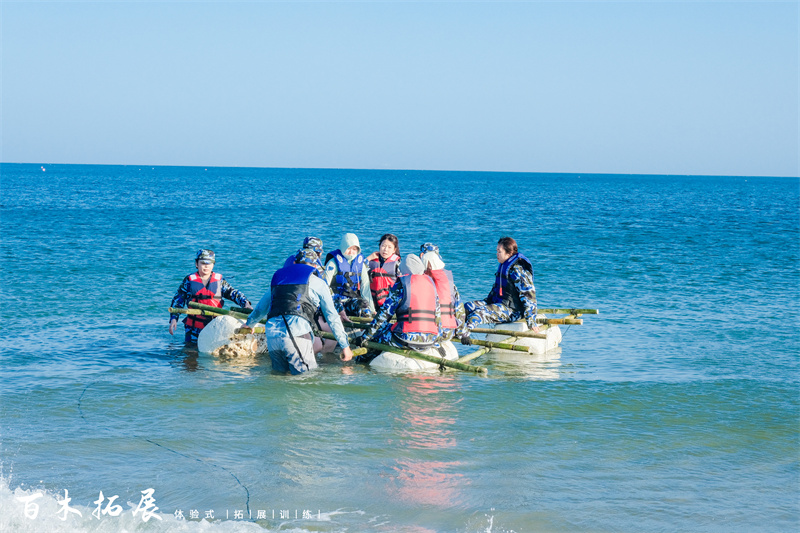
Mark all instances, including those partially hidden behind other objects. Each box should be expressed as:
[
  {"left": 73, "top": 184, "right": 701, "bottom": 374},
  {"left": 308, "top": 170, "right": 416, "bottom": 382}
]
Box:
[
  {"left": 169, "top": 249, "right": 252, "bottom": 344},
  {"left": 357, "top": 254, "right": 440, "bottom": 363},
  {"left": 419, "top": 243, "right": 467, "bottom": 342},
  {"left": 366, "top": 233, "right": 401, "bottom": 309}
]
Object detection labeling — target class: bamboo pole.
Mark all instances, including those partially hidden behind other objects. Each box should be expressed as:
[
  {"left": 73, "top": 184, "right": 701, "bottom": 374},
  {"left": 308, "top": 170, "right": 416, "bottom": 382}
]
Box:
[
  {"left": 236, "top": 327, "right": 486, "bottom": 373},
  {"left": 458, "top": 347, "right": 488, "bottom": 363},
  {"left": 169, "top": 307, "right": 224, "bottom": 318},
  {"left": 470, "top": 327, "right": 547, "bottom": 339},
  {"left": 466, "top": 338, "right": 531, "bottom": 353},
  {"left": 538, "top": 308, "right": 599, "bottom": 315},
  {"left": 345, "top": 308, "right": 598, "bottom": 322},
  {"left": 318, "top": 331, "right": 487, "bottom": 374},
  {"left": 538, "top": 317, "right": 582, "bottom": 325},
  {"left": 336, "top": 321, "right": 530, "bottom": 352},
  {"left": 188, "top": 302, "right": 258, "bottom": 321},
  {"left": 346, "top": 315, "right": 582, "bottom": 326}
]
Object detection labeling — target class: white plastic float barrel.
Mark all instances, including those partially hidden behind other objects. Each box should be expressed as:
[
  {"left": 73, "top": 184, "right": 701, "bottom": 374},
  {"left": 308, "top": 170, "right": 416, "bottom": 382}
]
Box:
[
  {"left": 196, "top": 315, "right": 247, "bottom": 353},
  {"left": 369, "top": 340, "right": 459, "bottom": 372},
  {"left": 474, "top": 316, "right": 562, "bottom": 355}
]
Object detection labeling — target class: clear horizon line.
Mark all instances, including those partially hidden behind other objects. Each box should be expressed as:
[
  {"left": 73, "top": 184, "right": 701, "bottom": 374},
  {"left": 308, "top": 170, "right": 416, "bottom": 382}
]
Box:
[{"left": 0, "top": 160, "right": 797, "bottom": 180}]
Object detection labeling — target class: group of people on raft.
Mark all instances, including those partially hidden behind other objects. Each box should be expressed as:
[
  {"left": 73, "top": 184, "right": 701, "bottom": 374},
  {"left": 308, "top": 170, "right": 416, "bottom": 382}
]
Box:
[{"left": 169, "top": 234, "right": 539, "bottom": 374}]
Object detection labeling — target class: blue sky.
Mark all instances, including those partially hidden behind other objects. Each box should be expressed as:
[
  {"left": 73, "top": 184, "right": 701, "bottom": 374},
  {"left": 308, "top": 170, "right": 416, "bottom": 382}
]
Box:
[{"left": 2, "top": 1, "right": 797, "bottom": 176}]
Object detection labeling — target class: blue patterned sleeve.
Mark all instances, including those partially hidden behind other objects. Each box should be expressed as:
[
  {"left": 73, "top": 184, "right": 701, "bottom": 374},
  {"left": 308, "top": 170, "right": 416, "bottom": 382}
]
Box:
[
  {"left": 169, "top": 276, "right": 193, "bottom": 322},
  {"left": 510, "top": 264, "right": 537, "bottom": 323},
  {"left": 220, "top": 278, "right": 251, "bottom": 308},
  {"left": 452, "top": 283, "right": 468, "bottom": 337},
  {"left": 364, "top": 281, "right": 404, "bottom": 339}
]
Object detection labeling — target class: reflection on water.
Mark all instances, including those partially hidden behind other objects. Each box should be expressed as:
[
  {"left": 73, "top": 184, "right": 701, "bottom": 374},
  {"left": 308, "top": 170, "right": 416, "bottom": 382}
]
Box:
[
  {"left": 488, "top": 347, "right": 562, "bottom": 380},
  {"left": 388, "top": 375, "right": 467, "bottom": 508}
]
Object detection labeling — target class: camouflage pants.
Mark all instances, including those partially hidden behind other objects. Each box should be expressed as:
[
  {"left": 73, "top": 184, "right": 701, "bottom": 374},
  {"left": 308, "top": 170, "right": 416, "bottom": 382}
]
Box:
[
  {"left": 463, "top": 300, "right": 522, "bottom": 329},
  {"left": 184, "top": 326, "right": 202, "bottom": 344}
]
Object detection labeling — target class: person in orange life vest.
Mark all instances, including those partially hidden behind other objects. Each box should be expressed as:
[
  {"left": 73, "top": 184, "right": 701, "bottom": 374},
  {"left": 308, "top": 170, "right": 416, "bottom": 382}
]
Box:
[
  {"left": 419, "top": 244, "right": 467, "bottom": 342},
  {"left": 366, "top": 233, "right": 402, "bottom": 309},
  {"left": 357, "top": 254, "right": 440, "bottom": 362},
  {"left": 323, "top": 233, "right": 375, "bottom": 318},
  {"left": 169, "top": 249, "right": 252, "bottom": 344},
  {"left": 461, "top": 237, "right": 538, "bottom": 345}
]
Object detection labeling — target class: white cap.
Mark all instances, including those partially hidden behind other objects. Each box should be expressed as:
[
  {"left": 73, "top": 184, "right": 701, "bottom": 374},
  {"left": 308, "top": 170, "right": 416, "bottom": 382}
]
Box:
[
  {"left": 421, "top": 251, "right": 445, "bottom": 271},
  {"left": 400, "top": 254, "right": 425, "bottom": 276}
]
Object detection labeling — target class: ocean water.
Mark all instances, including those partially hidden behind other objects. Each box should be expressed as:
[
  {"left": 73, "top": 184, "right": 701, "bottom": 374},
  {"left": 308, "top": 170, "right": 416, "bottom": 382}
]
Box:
[{"left": 0, "top": 163, "right": 797, "bottom": 532}]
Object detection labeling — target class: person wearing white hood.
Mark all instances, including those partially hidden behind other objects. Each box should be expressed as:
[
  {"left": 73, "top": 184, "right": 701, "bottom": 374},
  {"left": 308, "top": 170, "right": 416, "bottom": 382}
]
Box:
[
  {"left": 419, "top": 243, "right": 467, "bottom": 342},
  {"left": 357, "top": 254, "right": 441, "bottom": 362},
  {"left": 324, "top": 233, "right": 375, "bottom": 318}
]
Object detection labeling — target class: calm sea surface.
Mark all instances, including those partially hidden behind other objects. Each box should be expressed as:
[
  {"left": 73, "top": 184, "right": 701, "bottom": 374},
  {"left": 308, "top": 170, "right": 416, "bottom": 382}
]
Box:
[{"left": 1, "top": 164, "right": 798, "bottom": 532}]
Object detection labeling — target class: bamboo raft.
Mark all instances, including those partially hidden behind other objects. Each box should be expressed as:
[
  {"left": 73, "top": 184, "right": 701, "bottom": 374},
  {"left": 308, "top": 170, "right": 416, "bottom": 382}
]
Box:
[{"left": 170, "top": 302, "right": 598, "bottom": 373}]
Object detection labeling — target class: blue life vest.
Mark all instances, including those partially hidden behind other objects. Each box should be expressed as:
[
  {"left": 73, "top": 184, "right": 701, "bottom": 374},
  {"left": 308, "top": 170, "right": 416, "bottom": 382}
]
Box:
[
  {"left": 325, "top": 249, "right": 365, "bottom": 299},
  {"left": 268, "top": 264, "right": 317, "bottom": 324},
  {"left": 283, "top": 253, "right": 324, "bottom": 278},
  {"left": 489, "top": 253, "right": 533, "bottom": 311}
]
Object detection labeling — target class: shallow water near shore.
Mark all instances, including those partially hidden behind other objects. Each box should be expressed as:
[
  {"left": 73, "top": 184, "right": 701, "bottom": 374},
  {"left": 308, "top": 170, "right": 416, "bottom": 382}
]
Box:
[{"left": 1, "top": 164, "right": 798, "bottom": 532}]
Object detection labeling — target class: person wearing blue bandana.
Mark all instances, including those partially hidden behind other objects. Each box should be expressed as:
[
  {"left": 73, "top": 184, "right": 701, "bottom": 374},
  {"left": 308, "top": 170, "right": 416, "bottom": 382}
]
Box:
[
  {"left": 461, "top": 237, "right": 538, "bottom": 345},
  {"left": 282, "top": 236, "right": 325, "bottom": 278},
  {"left": 242, "top": 249, "right": 353, "bottom": 374}
]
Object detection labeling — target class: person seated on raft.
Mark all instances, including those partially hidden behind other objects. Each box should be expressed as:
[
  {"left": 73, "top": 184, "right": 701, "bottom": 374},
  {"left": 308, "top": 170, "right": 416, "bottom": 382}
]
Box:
[
  {"left": 323, "top": 233, "right": 375, "bottom": 319},
  {"left": 169, "top": 249, "right": 252, "bottom": 344},
  {"left": 366, "top": 233, "right": 401, "bottom": 309},
  {"left": 419, "top": 243, "right": 468, "bottom": 343},
  {"left": 282, "top": 236, "right": 325, "bottom": 278},
  {"left": 461, "top": 236, "right": 539, "bottom": 345},
  {"left": 357, "top": 254, "right": 441, "bottom": 363},
  {"left": 240, "top": 249, "right": 353, "bottom": 374}
]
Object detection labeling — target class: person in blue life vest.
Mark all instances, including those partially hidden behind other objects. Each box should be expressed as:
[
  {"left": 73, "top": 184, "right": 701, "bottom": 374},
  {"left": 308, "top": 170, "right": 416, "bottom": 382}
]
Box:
[
  {"left": 323, "top": 233, "right": 375, "bottom": 318},
  {"left": 240, "top": 249, "right": 353, "bottom": 374},
  {"left": 461, "top": 237, "right": 539, "bottom": 345},
  {"left": 356, "top": 254, "right": 441, "bottom": 363},
  {"left": 366, "top": 233, "right": 402, "bottom": 309},
  {"left": 169, "top": 249, "right": 252, "bottom": 344},
  {"left": 419, "top": 243, "right": 467, "bottom": 342},
  {"left": 282, "top": 236, "right": 325, "bottom": 278}
]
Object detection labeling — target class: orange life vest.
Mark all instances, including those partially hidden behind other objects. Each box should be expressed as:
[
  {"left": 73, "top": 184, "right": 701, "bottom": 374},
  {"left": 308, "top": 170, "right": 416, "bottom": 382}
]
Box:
[
  {"left": 428, "top": 269, "right": 457, "bottom": 330},
  {"left": 184, "top": 272, "right": 223, "bottom": 330},
  {"left": 368, "top": 253, "right": 400, "bottom": 307},
  {"left": 391, "top": 274, "right": 438, "bottom": 336}
]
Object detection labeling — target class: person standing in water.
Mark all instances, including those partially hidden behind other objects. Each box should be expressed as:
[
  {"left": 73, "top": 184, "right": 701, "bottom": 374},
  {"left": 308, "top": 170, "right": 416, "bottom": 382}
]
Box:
[
  {"left": 461, "top": 237, "right": 538, "bottom": 345},
  {"left": 242, "top": 249, "right": 353, "bottom": 374},
  {"left": 169, "top": 249, "right": 252, "bottom": 344}
]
